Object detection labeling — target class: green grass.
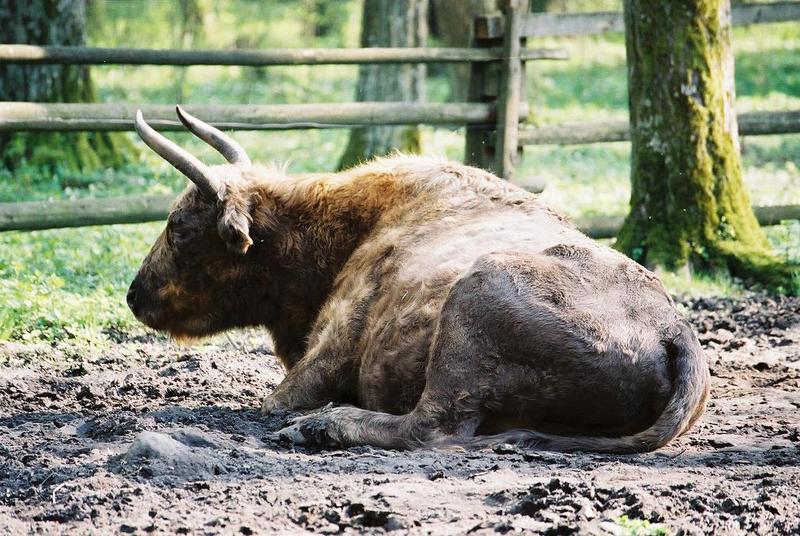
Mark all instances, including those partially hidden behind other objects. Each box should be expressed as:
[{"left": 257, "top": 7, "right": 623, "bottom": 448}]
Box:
[
  {"left": 1, "top": 2, "right": 798, "bottom": 343},
  {"left": 0, "top": 224, "right": 160, "bottom": 342},
  {"left": 660, "top": 271, "right": 745, "bottom": 301},
  {"left": 614, "top": 515, "right": 668, "bottom": 536},
  {"left": 522, "top": 134, "right": 800, "bottom": 219}
]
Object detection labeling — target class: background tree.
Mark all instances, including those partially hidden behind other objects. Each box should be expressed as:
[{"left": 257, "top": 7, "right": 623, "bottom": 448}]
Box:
[
  {"left": 337, "top": 0, "right": 428, "bottom": 170},
  {"left": 173, "top": 0, "right": 204, "bottom": 103},
  {"left": 0, "top": 0, "right": 137, "bottom": 171},
  {"left": 302, "top": 0, "right": 351, "bottom": 39},
  {"left": 429, "top": 0, "right": 498, "bottom": 102},
  {"left": 616, "top": 0, "right": 797, "bottom": 291}
]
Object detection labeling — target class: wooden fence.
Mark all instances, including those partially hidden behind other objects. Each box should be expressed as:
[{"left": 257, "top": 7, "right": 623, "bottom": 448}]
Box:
[{"left": 1, "top": 0, "right": 799, "bottom": 234}]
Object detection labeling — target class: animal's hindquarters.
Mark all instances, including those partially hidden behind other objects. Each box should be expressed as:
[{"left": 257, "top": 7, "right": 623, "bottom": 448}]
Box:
[{"left": 279, "top": 250, "right": 708, "bottom": 453}]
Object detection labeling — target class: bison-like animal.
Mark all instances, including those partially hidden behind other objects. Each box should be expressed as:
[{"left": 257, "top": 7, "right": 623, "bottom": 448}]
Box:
[{"left": 127, "top": 106, "right": 710, "bottom": 453}]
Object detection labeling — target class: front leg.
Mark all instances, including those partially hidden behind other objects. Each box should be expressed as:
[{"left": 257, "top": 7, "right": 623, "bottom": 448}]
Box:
[
  {"left": 261, "top": 344, "right": 358, "bottom": 414},
  {"left": 262, "top": 280, "right": 376, "bottom": 415}
]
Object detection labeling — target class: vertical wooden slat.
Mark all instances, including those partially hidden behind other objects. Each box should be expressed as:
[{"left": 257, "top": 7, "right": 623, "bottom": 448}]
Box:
[
  {"left": 494, "top": 0, "right": 527, "bottom": 179},
  {"left": 464, "top": 8, "right": 502, "bottom": 171},
  {"left": 518, "top": 12, "right": 529, "bottom": 177},
  {"left": 464, "top": 60, "right": 489, "bottom": 168},
  {"left": 465, "top": 62, "right": 506, "bottom": 169}
]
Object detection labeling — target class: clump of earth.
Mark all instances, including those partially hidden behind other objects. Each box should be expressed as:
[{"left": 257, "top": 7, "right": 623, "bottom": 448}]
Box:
[{"left": 1, "top": 294, "right": 798, "bottom": 534}]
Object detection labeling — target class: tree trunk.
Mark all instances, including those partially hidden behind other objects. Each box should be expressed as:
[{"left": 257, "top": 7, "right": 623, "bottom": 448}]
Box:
[
  {"left": 617, "top": 0, "right": 797, "bottom": 291},
  {"left": 0, "top": 0, "right": 136, "bottom": 171},
  {"left": 430, "top": 0, "right": 499, "bottom": 102},
  {"left": 530, "top": 0, "right": 561, "bottom": 12},
  {"left": 173, "top": 0, "right": 204, "bottom": 103},
  {"left": 302, "top": 0, "right": 350, "bottom": 39},
  {"left": 337, "top": 0, "right": 428, "bottom": 170}
]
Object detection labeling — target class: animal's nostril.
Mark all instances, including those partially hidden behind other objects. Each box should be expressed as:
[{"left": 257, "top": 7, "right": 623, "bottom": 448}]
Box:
[{"left": 126, "top": 286, "right": 138, "bottom": 310}]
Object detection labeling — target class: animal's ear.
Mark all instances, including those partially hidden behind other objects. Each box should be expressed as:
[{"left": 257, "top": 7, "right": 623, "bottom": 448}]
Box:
[{"left": 217, "top": 194, "right": 253, "bottom": 255}]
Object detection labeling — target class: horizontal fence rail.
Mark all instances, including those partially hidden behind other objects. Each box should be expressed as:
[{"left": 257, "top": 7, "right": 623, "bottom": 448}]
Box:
[
  {"left": 520, "top": 110, "right": 800, "bottom": 145},
  {"left": 1, "top": 195, "right": 797, "bottom": 234},
  {"left": 476, "top": 1, "right": 800, "bottom": 39},
  {"left": 574, "top": 205, "right": 800, "bottom": 239},
  {"left": 0, "top": 101, "right": 532, "bottom": 131},
  {"left": 0, "top": 196, "right": 174, "bottom": 231},
  {"left": 1, "top": 3, "right": 797, "bottom": 238},
  {"left": 0, "top": 45, "right": 569, "bottom": 65}
]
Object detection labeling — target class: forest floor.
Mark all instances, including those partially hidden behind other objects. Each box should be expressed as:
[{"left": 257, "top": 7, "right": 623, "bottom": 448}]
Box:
[{"left": 1, "top": 294, "right": 798, "bottom": 535}]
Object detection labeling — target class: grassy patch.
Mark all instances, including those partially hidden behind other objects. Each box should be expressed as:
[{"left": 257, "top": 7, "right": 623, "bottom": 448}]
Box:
[
  {"left": 0, "top": 162, "right": 182, "bottom": 203},
  {"left": 614, "top": 515, "right": 668, "bottom": 536},
  {"left": 516, "top": 136, "right": 800, "bottom": 220},
  {"left": 660, "top": 270, "right": 745, "bottom": 301},
  {"left": 765, "top": 220, "right": 800, "bottom": 265},
  {"left": 0, "top": 224, "right": 160, "bottom": 342}
]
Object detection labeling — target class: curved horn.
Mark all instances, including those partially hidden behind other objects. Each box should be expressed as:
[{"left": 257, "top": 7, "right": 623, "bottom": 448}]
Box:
[
  {"left": 134, "top": 110, "right": 222, "bottom": 200},
  {"left": 176, "top": 105, "right": 252, "bottom": 167}
]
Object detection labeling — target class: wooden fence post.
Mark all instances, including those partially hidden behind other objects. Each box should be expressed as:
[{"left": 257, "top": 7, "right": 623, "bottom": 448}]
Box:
[
  {"left": 465, "top": 0, "right": 527, "bottom": 178},
  {"left": 495, "top": 0, "right": 527, "bottom": 179},
  {"left": 464, "top": 10, "right": 503, "bottom": 171}
]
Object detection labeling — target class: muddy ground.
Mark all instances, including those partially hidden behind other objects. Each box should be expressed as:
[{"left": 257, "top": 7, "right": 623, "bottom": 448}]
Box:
[{"left": 1, "top": 294, "right": 799, "bottom": 535}]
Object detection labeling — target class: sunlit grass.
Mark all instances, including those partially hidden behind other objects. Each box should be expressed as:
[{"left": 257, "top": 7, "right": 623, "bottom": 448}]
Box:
[
  {"left": 613, "top": 515, "right": 668, "bottom": 536},
  {"left": 0, "top": 224, "right": 161, "bottom": 342},
  {"left": 660, "top": 270, "right": 745, "bottom": 301}
]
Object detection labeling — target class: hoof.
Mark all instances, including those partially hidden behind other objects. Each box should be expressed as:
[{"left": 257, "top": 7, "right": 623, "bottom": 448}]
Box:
[
  {"left": 277, "top": 422, "right": 307, "bottom": 444},
  {"left": 277, "top": 405, "right": 344, "bottom": 448},
  {"left": 260, "top": 396, "right": 287, "bottom": 416}
]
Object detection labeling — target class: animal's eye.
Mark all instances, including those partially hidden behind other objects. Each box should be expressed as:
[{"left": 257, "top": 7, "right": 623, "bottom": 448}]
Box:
[
  {"left": 166, "top": 216, "right": 188, "bottom": 248},
  {"left": 170, "top": 223, "right": 195, "bottom": 248},
  {"left": 166, "top": 209, "right": 209, "bottom": 252},
  {"left": 169, "top": 226, "right": 183, "bottom": 245},
  {"left": 168, "top": 210, "right": 185, "bottom": 227}
]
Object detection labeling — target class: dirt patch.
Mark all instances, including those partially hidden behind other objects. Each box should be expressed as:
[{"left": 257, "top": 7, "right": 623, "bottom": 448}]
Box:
[{"left": 1, "top": 294, "right": 799, "bottom": 534}]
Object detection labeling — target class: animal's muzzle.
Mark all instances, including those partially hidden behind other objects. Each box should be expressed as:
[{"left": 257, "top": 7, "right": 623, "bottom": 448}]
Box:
[
  {"left": 126, "top": 277, "right": 155, "bottom": 319},
  {"left": 126, "top": 282, "right": 141, "bottom": 316}
]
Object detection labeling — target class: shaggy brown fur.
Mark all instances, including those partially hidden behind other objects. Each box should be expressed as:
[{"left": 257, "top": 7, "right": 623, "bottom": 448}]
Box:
[{"left": 129, "top": 148, "right": 710, "bottom": 453}]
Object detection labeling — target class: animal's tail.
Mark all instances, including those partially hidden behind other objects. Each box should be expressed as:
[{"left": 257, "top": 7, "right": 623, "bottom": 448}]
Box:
[{"left": 460, "top": 323, "right": 710, "bottom": 454}]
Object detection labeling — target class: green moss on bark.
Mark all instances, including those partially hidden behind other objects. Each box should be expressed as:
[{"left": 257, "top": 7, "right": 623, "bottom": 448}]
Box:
[
  {"left": 617, "top": 0, "right": 798, "bottom": 294},
  {"left": 0, "top": 0, "right": 138, "bottom": 173}
]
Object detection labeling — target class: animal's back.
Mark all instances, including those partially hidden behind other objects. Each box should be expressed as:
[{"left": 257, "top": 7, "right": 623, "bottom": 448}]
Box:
[{"left": 328, "top": 158, "right": 672, "bottom": 416}]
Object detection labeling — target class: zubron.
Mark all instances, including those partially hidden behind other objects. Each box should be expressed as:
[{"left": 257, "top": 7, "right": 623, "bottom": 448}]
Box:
[{"left": 127, "top": 106, "right": 710, "bottom": 453}]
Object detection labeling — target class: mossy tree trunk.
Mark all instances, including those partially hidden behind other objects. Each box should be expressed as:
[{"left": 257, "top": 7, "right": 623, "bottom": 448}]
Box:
[
  {"left": 0, "top": 0, "right": 137, "bottom": 171},
  {"left": 616, "top": 0, "right": 797, "bottom": 291},
  {"left": 337, "top": 0, "right": 428, "bottom": 170}
]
